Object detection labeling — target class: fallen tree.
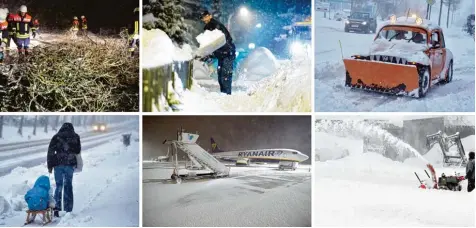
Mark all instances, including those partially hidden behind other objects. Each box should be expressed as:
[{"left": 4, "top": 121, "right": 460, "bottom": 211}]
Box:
[{"left": 0, "top": 38, "right": 139, "bottom": 112}]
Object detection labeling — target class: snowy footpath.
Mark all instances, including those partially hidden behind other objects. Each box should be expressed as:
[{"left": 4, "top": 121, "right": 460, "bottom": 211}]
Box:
[
  {"left": 314, "top": 13, "right": 475, "bottom": 112},
  {"left": 143, "top": 165, "right": 311, "bottom": 227},
  {"left": 315, "top": 124, "right": 475, "bottom": 226},
  {"left": 0, "top": 131, "right": 139, "bottom": 227}
]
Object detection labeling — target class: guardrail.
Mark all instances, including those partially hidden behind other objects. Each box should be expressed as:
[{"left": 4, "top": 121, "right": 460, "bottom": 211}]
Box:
[{"left": 143, "top": 61, "right": 193, "bottom": 112}]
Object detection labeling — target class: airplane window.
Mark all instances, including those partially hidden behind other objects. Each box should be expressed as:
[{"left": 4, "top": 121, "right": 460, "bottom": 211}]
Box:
[{"left": 292, "top": 152, "right": 298, "bottom": 154}]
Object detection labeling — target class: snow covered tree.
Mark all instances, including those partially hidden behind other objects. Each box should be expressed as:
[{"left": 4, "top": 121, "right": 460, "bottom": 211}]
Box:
[{"left": 143, "top": 0, "right": 188, "bottom": 46}]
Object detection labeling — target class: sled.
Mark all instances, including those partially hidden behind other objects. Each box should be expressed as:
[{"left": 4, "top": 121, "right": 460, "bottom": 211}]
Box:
[
  {"left": 24, "top": 208, "right": 53, "bottom": 226},
  {"left": 344, "top": 58, "right": 421, "bottom": 95}
]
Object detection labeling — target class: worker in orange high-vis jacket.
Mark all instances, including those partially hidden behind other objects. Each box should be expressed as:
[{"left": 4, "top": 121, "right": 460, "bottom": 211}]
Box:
[
  {"left": 6, "top": 10, "right": 18, "bottom": 56},
  {"left": 80, "top": 15, "right": 87, "bottom": 36},
  {"left": 0, "top": 12, "right": 10, "bottom": 63},
  {"left": 72, "top": 16, "right": 79, "bottom": 33},
  {"left": 14, "top": 5, "right": 33, "bottom": 56}
]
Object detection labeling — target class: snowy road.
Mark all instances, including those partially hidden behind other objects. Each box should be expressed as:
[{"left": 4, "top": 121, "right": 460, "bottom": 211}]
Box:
[
  {"left": 143, "top": 165, "right": 311, "bottom": 227},
  {"left": 314, "top": 17, "right": 475, "bottom": 112},
  {"left": 0, "top": 127, "right": 139, "bottom": 227}
]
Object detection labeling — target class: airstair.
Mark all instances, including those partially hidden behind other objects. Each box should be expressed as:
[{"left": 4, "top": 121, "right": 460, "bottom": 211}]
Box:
[
  {"left": 426, "top": 131, "right": 467, "bottom": 166},
  {"left": 164, "top": 129, "right": 230, "bottom": 183}
]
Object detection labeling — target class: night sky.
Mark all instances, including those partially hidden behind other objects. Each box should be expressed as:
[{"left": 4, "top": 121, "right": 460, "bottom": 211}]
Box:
[{"left": 143, "top": 116, "right": 312, "bottom": 164}]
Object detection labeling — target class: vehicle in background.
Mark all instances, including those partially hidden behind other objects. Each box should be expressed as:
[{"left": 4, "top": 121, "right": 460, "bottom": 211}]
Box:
[
  {"left": 345, "top": 11, "right": 377, "bottom": 33},
  {"left": 93, "top": 123, "right": 107, "bottom": 132}
]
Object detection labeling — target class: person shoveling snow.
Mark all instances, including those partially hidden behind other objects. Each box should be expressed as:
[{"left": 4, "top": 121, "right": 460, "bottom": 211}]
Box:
[
  {"left": 24, "top": 175, "right": 56, "bottom": 226},
  {"left": 196, "top": 10, "right": 236, "bottom": 95}
]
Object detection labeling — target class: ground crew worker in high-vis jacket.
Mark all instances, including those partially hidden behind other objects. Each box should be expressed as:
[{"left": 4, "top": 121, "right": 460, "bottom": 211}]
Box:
[
  {"left": 128, "top": 7, "right": 139, "bottom": 57},
  {"left": 14, "top": 5, "right": 33, "bottom": 56}
]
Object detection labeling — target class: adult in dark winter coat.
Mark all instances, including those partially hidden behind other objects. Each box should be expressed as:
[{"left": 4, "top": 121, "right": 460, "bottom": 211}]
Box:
[
  {"left": 466, "top": 151, "right": 475, "bottom": 192},
  {"left": 47, "top": 123, "right": 81, "bottom": 217},
  {"left": 201, "top": 10, "right": 236, "bottom": 95}
]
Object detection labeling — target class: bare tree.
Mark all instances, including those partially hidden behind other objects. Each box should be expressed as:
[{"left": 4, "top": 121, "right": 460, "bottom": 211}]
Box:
[
  {"left": 53, "top": 115, "right": 60, "bottom": 131},
  {"left": 18, "top": 116, "right": 24, "bottom": 136},
  {"left": 0, "top": 116, "right": 3, "bottom": 139},
  {"left": 33, "top": 116, "right": 38, "bottom": 136},
  {"left": 44, "top": 116, "right": 49, "bottom": 133}
]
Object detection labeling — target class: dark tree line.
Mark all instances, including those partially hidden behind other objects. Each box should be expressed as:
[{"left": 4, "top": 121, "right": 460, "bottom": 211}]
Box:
[{"left": 0, "top": 0, "right": 137, "bottom": 32}]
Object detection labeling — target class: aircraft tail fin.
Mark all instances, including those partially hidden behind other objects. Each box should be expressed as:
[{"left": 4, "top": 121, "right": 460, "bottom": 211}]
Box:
[{"left": 210, "top": 137, "right": 224, "bottom": 153}]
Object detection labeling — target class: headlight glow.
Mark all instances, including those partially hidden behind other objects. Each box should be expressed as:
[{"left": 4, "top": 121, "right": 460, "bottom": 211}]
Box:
[
  {"left": 93, "top": 125, "right": 98, "bottom": 130},
  {"left": 248, "top": 43, "right": 256, "bottom": 49},
  {"left": 345, "top": 20, "right": 350, "bottom": 24},
  {"left": 100, "top": 125, "right": 106, "bottom": 131},
  {"left": 362, "top": 21, "right": 367, "bottom": 25}
]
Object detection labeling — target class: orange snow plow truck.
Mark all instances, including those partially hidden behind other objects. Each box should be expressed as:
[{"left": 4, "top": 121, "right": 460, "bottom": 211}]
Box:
[{"left": 344, "top": 15, "right": 454, "bottom": 98}]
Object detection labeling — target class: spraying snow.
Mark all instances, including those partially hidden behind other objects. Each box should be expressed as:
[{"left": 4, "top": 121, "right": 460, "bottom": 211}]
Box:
[{"left": 316, "top": 119, "right": 429, "bottom": 163}]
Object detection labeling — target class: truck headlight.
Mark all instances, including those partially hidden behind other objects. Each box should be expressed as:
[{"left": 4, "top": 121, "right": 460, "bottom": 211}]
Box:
[
  {"left": 93, "top": 125, "right": 98, "bottom": 130},
  {"left": 362, "top": 21, "right": 367, "bottom": 25}
]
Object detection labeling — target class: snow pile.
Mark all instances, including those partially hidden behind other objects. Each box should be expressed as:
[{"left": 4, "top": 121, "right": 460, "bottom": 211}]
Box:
[
  {"left": 142, "top": 29, "right": 193, "bottom": 69},
  {"left": 195, "top": 29, "right": 226, "bottom": 57},
  {"left": 368, "top": 39, "right": 430, "bottom": 65},
  {"left": 237, "top": 47, "right": 280, "bottom": 81},
  {"left": 316, "top": 119, "right": 428, "bottom": 163},
  {"left": 315, "top": 132, "right": 362, "bottom": 161}
]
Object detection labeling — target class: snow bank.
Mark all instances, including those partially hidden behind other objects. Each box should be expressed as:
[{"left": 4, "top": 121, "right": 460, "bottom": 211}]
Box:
[
  {"left": 237, "top": 47, "right": 280, "bottom": 81},
  {"left": 195, "top": 29, "right": 226, "bottom": 57},
  {"left": 142, "top": 29, "right": 193, "bottom": 69},
  {"left": 315, "top": 132, "right": 363, "bottom": 161}
]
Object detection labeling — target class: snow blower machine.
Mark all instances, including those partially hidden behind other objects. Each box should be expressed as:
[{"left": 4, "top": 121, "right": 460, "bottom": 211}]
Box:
[
  {"left": 426, "top": 131, "right": 468, "bottom": 166},
  {"left": 344, "top": 14, "right": 454, "bottom": 98},
  {"left": 414, "top": 164, "right": 465, "bottom": 191}
]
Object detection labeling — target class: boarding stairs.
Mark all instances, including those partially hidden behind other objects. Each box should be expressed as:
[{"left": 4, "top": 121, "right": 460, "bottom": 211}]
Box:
[{"left": 175, "top": 141, "right": 229, "bottom": 177}]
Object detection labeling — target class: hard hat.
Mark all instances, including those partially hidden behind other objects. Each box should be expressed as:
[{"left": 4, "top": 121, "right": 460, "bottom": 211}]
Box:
[
  {"left": 74, "top": 16, "right": 78, "bottom": 20},
  {"left": 134, "top": 7, "right": 139, "bottom": 13},
  {"left": 20, "top": 5, "right": 27, "bottom": 13},
  {"left": 81, "top": 15, "right": 85, "bottom": 18}
]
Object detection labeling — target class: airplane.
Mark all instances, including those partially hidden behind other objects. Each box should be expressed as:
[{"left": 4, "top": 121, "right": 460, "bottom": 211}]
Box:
[{"left": 210, "top": 137, "right": 309, "bottom": 169}]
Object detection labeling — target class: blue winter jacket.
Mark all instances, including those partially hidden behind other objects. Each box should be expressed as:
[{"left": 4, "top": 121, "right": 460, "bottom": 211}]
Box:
[{"left": 24, "top": 175, "right": 50, "bottom": 211}]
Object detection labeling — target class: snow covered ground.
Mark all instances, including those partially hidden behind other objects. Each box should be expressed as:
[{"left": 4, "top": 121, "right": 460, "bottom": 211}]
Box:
[
  {"left": 143, "top": 164, "right": 311, "bottom": 227},
  {"left": 144, "top": 28, "right": 312, "bottom": 112},
  {"left": 315, "top": 120, "right": 475, "bottom": 226},
  {"left": 314, "top": 11, "right": 475, "bottom": 112},
  {"left": 0, "top": 128, "right": 139, "bottom": 227}
]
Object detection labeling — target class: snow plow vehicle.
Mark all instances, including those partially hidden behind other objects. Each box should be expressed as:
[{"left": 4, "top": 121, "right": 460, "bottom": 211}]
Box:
[
  {"left": 288, "top": 17, "right": 312, "bottom": 57},
  {"left": 344, "top": 16, "right": 454, "bottom": 98}
]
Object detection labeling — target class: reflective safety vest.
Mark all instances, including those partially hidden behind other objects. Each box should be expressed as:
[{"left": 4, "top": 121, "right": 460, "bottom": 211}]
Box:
[
  {"left": 14, "top": 14, "right": 32, "bottom": 39},
  {"left": 81, "top": 18, "right": 87, "bottom": 30},
  {"left": 72, "top": 20, "right": 79, "bottom": 31},
  {"left": 7, "top": 13, "right": 18, "bottom": 34},
  {"left": 0, "top": 21, "right": 8, "bottom": 44}
]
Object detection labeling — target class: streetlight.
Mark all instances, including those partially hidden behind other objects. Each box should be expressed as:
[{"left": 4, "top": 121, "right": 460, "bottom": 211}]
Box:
[
  {"left": 256, "top": 23, "right": 262, "bottom": 28},
  {"left": 227, "top": 6, "right": 251, "bottom": 31}
]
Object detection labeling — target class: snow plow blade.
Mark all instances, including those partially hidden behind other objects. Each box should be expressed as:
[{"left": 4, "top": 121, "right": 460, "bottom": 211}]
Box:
[{"left": 344, "top": 59, "right": 420, "bottom": 96}]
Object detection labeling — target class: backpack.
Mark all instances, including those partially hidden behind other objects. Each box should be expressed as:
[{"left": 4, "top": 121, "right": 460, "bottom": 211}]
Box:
[{"left": 24, "top": 176, "right": 50, "bottom": 211}]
